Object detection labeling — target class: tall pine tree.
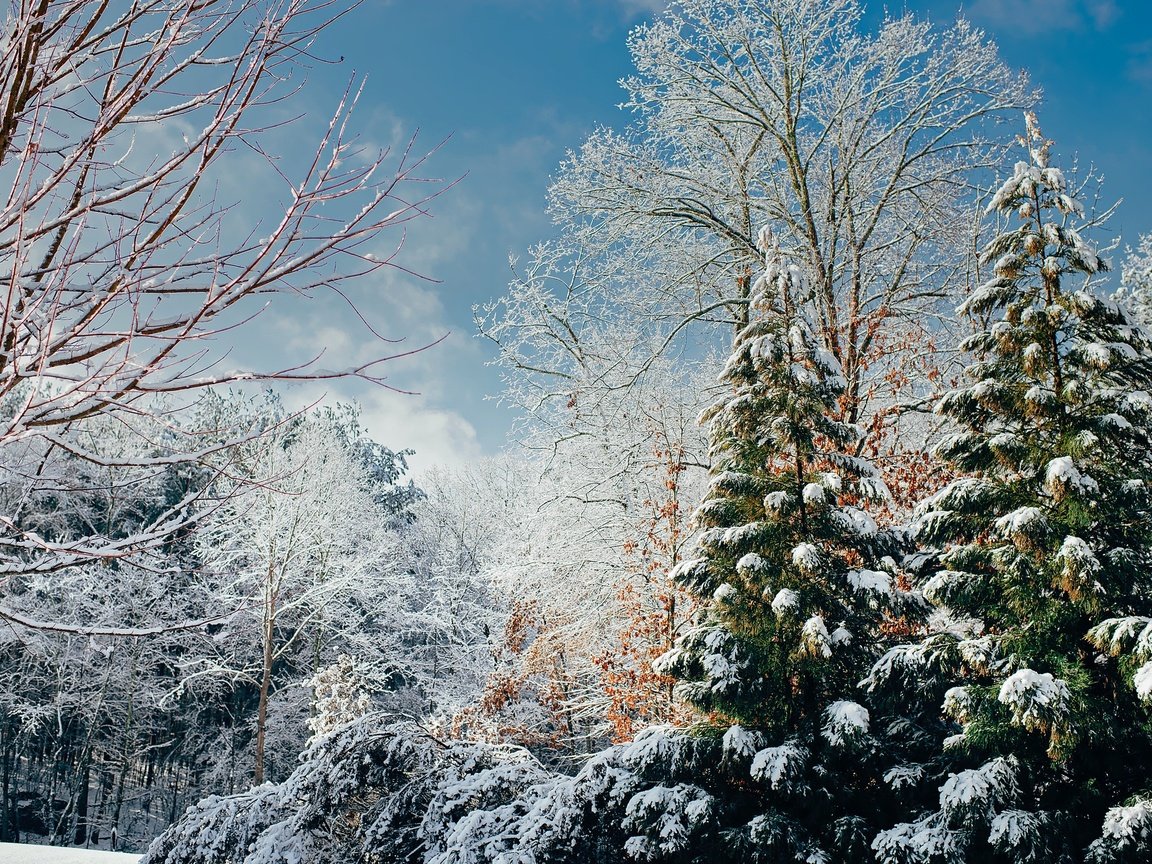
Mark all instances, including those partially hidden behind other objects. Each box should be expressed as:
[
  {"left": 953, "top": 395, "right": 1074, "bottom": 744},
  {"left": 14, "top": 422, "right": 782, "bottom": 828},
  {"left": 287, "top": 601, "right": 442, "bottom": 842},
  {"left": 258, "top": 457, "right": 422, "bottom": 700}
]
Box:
[
  {"left": 871, "top": 114, "right": 1152, "bottom": 864},
  {"left": 614, "top": 229, "right": 925, "bottom": 862}
]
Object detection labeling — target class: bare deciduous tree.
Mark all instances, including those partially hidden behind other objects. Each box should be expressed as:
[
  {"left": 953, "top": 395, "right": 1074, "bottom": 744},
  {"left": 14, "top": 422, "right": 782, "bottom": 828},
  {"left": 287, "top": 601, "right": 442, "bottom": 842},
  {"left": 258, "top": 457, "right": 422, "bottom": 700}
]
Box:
[
  {"left": 0, "top": 0, "right": 444, "bottom": 603},
  {"left": 191, "top": 416, "right": 402, "bottom": 784},
  {"left": 480, "top": 0, "right": 1034, "bottom": 458}
]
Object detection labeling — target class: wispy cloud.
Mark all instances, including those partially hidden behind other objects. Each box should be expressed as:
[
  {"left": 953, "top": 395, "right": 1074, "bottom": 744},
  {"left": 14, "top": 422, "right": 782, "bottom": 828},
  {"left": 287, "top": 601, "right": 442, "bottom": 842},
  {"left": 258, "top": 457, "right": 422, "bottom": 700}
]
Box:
[
  {"left": 967, "top": 0, "right": 1119, "bottom": 34},
  {"left": 274, "top": 374, "right": 484, "bottom": 478},
  {"left": 1086, "top": 0, "right": 1120, "bottom": 29},
  {"left": 256, "top": 220, "right": 487, "bottom": 473},
  {"left": 219, "top": 113, "right": 487, "bottom": 474}
]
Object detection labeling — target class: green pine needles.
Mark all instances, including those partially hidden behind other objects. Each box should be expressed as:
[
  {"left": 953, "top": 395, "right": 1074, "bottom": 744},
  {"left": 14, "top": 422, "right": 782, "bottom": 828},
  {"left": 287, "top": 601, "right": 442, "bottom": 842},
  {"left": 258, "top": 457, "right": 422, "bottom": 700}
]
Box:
[
  {"left": 872, "top": 113, "right": 1152, "bottom": 864},
  {"left": 661, "top": 227, "right": 910, "bottom": 732},
  {"left": 635, "top": 229, "right": 926, "bottom": 861}
]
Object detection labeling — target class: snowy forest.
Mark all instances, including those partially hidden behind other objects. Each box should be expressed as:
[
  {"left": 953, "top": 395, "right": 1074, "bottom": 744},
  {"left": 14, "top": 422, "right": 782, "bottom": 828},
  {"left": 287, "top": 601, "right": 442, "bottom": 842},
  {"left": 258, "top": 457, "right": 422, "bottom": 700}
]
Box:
[{"left": 3, "top": 0, "right": 1152, "bottom": 862}]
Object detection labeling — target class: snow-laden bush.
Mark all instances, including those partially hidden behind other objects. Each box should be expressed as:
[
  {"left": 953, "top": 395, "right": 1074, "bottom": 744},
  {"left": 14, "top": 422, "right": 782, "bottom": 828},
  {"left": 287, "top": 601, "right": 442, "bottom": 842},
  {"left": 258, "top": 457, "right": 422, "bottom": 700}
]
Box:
[{"left": 143, "top": 716, "right": 535, "bottom": 864}]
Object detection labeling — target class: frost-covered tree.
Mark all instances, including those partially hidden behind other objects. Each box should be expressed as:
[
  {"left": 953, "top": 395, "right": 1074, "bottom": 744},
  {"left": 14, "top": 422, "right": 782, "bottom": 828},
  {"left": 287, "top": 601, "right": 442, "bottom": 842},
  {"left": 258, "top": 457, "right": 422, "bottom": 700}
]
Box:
[
  {"left": 0, "top": 396, "right": 429, "bottom": 848},
  {"left": 661, "top": 228, "right": 899, "bottom": 721},
  {"left": 479, "top": 0, "right": 1032, "bottom": 479},
  {"left": 0, "top": 408, "right": 229, "bottom": 846},
  {"left": 188, "top": 407, "right": 412, "bottom": 785},
  {"left": 392, "top": 461, "right": 510, "bottom": 725},
  {"left": 424, "top": 439, "right": 705, "bottom": 758},
  {"left": 306, "top": 656, "right": 371, "bottom": 741},
  {"left": 1117, "top": 232, "right": 1152, "bottom": 330},
  {"left": 871, "top": 114, "right": 1152, "bottom": 864},
  {"left": 586, "top": 228, "right": 923, "bottom": 862}
]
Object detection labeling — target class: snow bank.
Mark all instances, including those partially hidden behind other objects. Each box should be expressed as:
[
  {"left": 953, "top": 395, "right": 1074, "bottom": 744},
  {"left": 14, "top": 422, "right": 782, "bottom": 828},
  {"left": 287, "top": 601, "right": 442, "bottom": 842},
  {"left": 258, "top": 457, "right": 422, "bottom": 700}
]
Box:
[{"left": 0, "top": 843, "right": 140, "bottom": 863}]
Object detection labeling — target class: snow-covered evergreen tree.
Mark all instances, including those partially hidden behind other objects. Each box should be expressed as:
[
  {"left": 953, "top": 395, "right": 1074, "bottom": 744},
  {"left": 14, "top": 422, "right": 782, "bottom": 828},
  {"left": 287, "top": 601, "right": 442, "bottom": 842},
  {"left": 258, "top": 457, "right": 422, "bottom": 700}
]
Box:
[
  {"left": 661, "top": 228, "right": 899, "bottom": 723},
  {"left": 605, "top": 229, "right": 925, "bottom": 862},
  {"left": 872, "top": 113, "right": 1152, "bottom": 864}
]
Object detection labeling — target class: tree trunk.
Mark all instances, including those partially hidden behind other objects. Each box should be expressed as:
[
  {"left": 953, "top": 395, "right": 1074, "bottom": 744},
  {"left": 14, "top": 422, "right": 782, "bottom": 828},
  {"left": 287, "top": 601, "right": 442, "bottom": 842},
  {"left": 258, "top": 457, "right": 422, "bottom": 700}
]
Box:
[
  {"left": 111, "top": 657, "right": 137, "bottom": 846},
  {"left": 254, "top": 599, "right": 275, "bottom": 785},
  {"left": 168, "top": 762, "right": 181, "bottom": 826},
  {"left": 73, "top": 758, "right": 89, "bottom": 846},
  {"left": 110, "top": 762, "right": 128, "bottom": 848},
  {"left": 90, "top": 767, "right": 112, "bottom": 850},
  {"left": 254, "top": 545, "right": 279, "bottom": 787},
  {"left": 1, "top": 723, "right": 12, "bottom": 842}
]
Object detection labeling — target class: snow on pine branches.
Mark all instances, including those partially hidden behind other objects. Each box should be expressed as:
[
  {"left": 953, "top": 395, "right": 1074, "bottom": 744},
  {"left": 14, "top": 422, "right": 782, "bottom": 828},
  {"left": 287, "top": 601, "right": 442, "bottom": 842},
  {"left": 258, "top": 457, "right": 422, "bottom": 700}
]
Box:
[
  {"left": 873, "top": 113, "right": 1152, "bottom": 863},
  {"left": 623, "top": 227, "right": 930, "bottom": 861},
  {"left": 661, "top": 227, "right": 914, "bottom": 727}
]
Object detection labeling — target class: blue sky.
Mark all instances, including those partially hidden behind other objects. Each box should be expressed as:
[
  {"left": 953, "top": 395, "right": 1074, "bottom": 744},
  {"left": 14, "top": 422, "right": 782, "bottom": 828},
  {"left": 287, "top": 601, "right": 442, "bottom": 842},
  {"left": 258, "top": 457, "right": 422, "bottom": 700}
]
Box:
[{"left": 245, "top": 0, "right": 1152, "bottom": 473}]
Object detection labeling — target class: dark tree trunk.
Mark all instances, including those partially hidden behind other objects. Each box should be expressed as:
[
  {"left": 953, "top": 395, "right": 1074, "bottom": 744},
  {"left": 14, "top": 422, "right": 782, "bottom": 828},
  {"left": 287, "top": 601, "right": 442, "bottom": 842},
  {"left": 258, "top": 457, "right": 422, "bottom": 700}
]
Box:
[
  {"left": 73, "top": 758, "right": 90, "bottom": 846},
  {"left": 1, "top": 723, "right": 12, "bottom": 842}
]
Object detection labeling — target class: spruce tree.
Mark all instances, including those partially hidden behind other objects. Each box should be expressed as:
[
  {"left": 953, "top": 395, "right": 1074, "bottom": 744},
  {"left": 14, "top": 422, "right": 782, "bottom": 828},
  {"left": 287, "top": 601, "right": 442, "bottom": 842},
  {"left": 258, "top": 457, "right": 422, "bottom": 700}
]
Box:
[
  {"left": 613, "top": 229, "right": 924, "bottom": 862},
  {"left": 872, "top": 114, "right": 1152, "bottom": 864}
]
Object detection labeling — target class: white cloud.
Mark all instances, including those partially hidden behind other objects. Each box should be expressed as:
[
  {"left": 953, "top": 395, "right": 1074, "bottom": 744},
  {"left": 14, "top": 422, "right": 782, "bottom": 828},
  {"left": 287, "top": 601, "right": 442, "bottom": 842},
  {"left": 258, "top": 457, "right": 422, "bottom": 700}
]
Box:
[
  {"left": 257, "top": 284, "right": 487, "bottom": 474},
  {"left": 223, "top": 213, "right": 490, "bottom": 476},
  {"left": 357, "top": 389, "right": 484, "bottom": 477},
  {"left": 275, "top": 380, "right": 483, "bottom": 478},
  {"left": 1087, "top": 0, "right": 1120, "bottom": 29}
]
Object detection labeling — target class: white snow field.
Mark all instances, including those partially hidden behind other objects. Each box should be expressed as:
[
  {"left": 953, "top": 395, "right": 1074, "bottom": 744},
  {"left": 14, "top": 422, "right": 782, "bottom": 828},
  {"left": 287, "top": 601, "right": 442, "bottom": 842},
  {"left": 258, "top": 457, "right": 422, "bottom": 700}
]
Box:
[{"left": 0, "top": 844, "right": 140, "bottom": 863}]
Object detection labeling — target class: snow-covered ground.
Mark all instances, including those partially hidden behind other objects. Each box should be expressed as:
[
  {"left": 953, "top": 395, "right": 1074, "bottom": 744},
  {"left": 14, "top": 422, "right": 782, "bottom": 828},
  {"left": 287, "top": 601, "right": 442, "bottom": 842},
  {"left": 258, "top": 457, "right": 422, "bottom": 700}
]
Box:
[{"left": 0, "top": 843, "right": 140, "bottom": 863}]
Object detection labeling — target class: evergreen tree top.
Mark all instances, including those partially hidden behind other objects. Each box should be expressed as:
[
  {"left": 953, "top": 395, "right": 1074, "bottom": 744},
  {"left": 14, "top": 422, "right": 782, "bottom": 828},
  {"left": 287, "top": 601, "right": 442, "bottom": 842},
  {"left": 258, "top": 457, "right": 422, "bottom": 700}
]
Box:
[
  {"left": 874, "top": 114, "right": 1152, "bottom": 864},
  {"left": 662, "top": 229, "right": 916, "bottom": 734}
]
